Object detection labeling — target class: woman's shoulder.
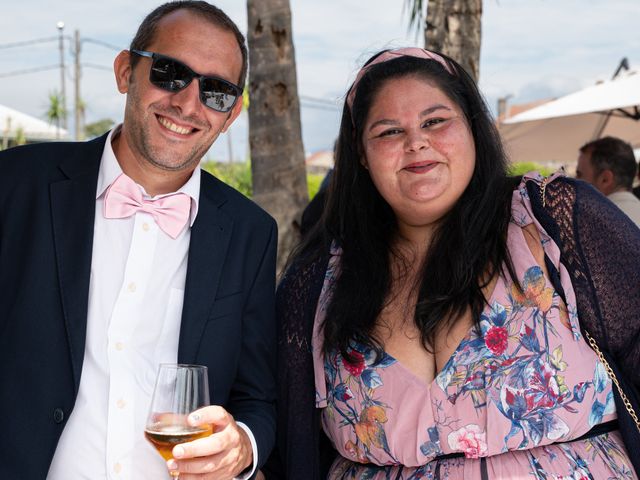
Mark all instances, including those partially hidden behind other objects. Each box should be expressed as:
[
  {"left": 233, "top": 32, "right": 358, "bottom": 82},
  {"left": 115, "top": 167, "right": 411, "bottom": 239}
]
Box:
[
  {"left": 281, "top": 240, "right": 330, "bottom": 280},
  {"left": 277, "top": 243, "right": 331, "bottom": 308},
  {"left": 523, "top": 169, "right": 627, "bottom": 220},
  {"left": 516, "top": 169, "right": 576, "bottom": 213},
  {"left": 517, "top": 169, "right": 607, "bottom": 201},
  {"left": 517, "top": 169, "right": 638, "bottom": 250}
]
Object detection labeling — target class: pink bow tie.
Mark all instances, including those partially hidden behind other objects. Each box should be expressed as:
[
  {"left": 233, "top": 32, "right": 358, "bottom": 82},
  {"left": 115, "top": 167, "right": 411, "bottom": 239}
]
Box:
[{"left": 103, "top": 173, "right": 192, "bottom": 239}]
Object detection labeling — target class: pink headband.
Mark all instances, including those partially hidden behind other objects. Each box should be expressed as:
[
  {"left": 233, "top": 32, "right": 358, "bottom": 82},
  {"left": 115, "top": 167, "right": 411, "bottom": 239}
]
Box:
[{"left": 346, "top": 47, "right": 454, "bottom": 110}]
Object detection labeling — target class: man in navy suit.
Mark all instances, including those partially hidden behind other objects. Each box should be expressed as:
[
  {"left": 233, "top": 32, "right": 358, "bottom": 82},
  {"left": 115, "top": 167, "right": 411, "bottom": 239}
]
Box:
[{"left": 0, "top": 2, "right": 276, "bottom": 479}]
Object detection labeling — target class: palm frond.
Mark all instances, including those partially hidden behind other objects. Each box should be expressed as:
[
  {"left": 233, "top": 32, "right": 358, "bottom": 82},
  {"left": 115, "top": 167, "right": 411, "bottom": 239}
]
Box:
[{"left": 403, "top": 0, "right": 425, "bottom": 34}]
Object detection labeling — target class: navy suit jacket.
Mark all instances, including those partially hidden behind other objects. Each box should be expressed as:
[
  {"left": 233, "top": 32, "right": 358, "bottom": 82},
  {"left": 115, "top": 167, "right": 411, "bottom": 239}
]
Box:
[{"left": 0, "top": 134, "right": 277, "bottom": 478}]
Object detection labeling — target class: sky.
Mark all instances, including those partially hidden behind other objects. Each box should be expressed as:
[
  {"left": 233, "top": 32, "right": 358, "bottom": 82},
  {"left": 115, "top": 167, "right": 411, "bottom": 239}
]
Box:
[{"left": 1, "top": 0, "right": 639, "bottom": 161}]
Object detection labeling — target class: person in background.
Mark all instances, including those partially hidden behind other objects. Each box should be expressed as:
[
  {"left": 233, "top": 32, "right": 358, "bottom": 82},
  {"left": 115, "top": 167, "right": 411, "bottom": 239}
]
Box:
[
  {"left": 0, "top": 2, "right": 277, "bottom": 479},
  {"left": 632, "top": 162, "right": 640, "bottom": 199},
  {"left": 576, "top": 136, "right": 640, "bottom": 226},
  {"left": 300, "top": 168, "right": 333, "bottom": 237},
  {"left": 267, "top": 48, "right": 640, "bottom": 479}
]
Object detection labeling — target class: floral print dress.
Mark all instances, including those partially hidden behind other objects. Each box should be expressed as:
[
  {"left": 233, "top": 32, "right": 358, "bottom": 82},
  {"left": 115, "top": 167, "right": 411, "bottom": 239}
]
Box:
[{"left": 312, "top": 173, "right": 637, "bottom": 479}]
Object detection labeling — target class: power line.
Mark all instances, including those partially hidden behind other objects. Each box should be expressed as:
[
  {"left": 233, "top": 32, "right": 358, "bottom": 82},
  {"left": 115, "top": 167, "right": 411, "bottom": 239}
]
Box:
[
  {"left": 0, "top": 64, "right": 60, "bottom": 78},
  {"left": 0, "top": 36, "right": 63, "bottom": 50},
  {"left": 300, "top": 95, "right": 340, "bottom": 107},
  {"left": 299, "top": 95, "right": 340, "bottom": 112},
  {"left": 300, "top": 102, "right": 340, "bottom": 112},
  {"left": 83, "top": 62, "right": 113, "bottom": 72},
  {"left": 82, "top": 37, "right": 123, "bottom": 52}
]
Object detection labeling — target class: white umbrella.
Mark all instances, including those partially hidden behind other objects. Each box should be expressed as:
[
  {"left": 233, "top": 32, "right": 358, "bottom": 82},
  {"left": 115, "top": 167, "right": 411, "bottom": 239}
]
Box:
[
  {"left": 0, "top": 103, "right": 69, "bottom": 143},
  {"left": 499, "top": 69, "right": 640, "bottom": 166}
]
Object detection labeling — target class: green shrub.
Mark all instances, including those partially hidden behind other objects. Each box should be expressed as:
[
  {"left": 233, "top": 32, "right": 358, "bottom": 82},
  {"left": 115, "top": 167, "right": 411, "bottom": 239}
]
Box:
[
  {"left": 201, "top": 161, "right": 326, "bottom": 200},
  {"left": 507, "top": 162, "right": 555, "bottom": 177},
  {"left": 307, "top": 173, "right": 324, "bottom": 199},
  {"left": 202, "top": 161, "right": 252, "bottom": 198}
]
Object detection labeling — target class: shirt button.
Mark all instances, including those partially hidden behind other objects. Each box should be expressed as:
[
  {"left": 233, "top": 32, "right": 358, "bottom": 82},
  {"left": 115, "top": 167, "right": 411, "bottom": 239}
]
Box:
[
  {"left": 142, "top": 222, "right": 150, "bottom": 232},
  {"left": 114, "top": 462, "right": 122, "bottom": 474},
  {"left": 127, "top": 282, "right": 137, "bottom": 293},
  {"left": 115, "top": 342, "right": 124, "bottom": 351},
  {"left": 53, "top": 408, "right": 64, "bottom": 424},
  {"left": 116, "top": 398, "right": 126, "bottom": 409}
]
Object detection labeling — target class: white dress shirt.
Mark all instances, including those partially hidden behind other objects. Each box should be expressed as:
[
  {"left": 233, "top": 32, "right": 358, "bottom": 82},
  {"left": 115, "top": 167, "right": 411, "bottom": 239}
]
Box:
[
  {"left": 47, "top": 127, "right": 257, "bottom": 479},
  {"left": 608, "top": 190, "right": 640, "bottom": 227}
]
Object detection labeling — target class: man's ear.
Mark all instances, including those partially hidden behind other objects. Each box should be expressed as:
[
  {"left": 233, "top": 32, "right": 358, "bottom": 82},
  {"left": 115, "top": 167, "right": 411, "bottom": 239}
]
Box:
[
  {"left": 597, "top": 169, "right": 615, "bottom": 194},
  {"left": 114, "top": 50, "right": 133, "bottom": 94},
  {"left": 221, "top": 97, "right": 243, "bottom": 133}
]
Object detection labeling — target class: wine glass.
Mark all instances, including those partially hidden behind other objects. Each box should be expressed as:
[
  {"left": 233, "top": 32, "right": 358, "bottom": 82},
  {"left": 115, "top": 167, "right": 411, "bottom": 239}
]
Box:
[{"left": 145, "top": 364, "right": 211, "bottom": 478}]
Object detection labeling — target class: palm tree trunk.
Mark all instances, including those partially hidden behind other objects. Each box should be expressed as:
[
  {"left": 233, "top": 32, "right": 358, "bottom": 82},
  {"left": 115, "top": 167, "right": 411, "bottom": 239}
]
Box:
[
  {"left": 424, "top": 0, "right": 482, "bottom": 82},
  {"left": 247, "top": 0, "right": 308, "bottom": 272}
]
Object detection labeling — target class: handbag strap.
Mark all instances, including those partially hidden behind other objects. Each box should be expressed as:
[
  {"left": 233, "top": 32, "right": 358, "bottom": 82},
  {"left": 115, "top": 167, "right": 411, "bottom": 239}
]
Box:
[{"left": 584, "top": 331, "right": 640, "bottom": 432}]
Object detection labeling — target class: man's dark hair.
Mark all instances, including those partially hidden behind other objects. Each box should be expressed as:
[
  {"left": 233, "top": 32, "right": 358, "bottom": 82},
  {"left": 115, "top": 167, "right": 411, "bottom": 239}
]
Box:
[
  {"left": 129, "top": 1, "right": 247, "bottom": 88},
  {"left": 580, "top": 136, "right": 637, "bottom": 190}
]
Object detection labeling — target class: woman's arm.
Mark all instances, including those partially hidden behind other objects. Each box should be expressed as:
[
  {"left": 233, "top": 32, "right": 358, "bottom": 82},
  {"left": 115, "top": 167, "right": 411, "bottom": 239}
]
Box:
[{"left": 528, "top": 176, "right": 640, "bottom": 389}]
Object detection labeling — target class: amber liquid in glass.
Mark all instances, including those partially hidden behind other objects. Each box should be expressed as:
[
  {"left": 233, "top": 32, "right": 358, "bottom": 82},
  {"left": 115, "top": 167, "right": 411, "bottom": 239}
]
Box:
[{"left": 145, "top": 423, "right": 213, "bottom": 460}]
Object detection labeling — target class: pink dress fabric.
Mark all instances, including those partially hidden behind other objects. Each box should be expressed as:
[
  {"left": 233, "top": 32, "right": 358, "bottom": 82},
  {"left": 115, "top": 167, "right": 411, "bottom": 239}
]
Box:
[{"left": 312, "top": 173, "right": 637, "bottom": 479}]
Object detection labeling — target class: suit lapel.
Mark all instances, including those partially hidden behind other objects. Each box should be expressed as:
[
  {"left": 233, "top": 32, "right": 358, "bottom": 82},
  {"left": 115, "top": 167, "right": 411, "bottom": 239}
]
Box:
[
  {"left": 50, "top": 135, "right": 106, "bottom": 392},
  {"left": 178, "top": 174, "right": 233, "bottom": 363}
]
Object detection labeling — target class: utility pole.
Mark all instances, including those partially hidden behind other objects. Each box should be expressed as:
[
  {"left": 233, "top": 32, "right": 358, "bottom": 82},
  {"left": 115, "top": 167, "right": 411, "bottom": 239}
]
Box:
[
  {"left": 74, "top": 30, "right": 82, "bottom": 140},
  {"left": 497, "top": 94, "right": 512, "bottom": 121},
  {"left": 57, "top": 21, "right": 68, "bottom": 131},
  {"left": 227, "top": 129, "right": 234, "bottom": 163}
]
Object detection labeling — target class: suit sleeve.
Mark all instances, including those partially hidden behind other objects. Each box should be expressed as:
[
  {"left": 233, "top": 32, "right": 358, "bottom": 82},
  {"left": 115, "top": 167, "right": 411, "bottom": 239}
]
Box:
[{"left": 229, "top": 218, "right": 278, "bottom": 470}]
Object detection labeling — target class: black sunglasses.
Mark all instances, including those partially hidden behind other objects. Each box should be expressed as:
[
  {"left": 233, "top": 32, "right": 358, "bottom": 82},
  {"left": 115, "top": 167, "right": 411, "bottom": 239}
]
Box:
[{"left": 131, "top": 50, "right": 242, "bottom": 113}]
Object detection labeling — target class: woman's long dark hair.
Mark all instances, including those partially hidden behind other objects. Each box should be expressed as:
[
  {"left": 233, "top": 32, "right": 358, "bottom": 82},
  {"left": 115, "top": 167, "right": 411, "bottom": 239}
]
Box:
[{"left": 293, "top": 51, "right": 517, "bottom": 361}]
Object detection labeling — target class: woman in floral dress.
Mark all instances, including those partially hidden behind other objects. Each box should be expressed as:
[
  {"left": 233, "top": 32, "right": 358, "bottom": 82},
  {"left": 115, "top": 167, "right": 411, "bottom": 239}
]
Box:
[
  {"left": 264, "top": 48, "right": 640, "bottom": 479},
  {"left": 312, "top": 172, "right": 632, "bottom": 479}
]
